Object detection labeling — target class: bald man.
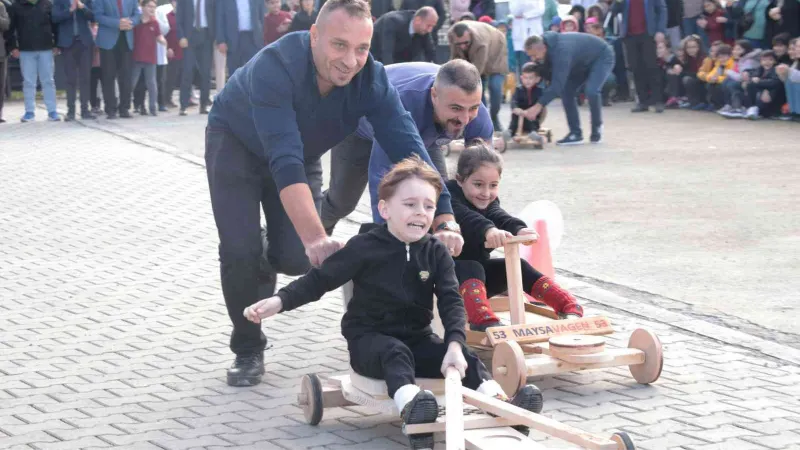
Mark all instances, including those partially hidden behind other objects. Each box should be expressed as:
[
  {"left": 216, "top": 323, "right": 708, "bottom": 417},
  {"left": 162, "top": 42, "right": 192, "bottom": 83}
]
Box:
[{"left": 371, "top": 6, "right": 439, "bottom": 64}]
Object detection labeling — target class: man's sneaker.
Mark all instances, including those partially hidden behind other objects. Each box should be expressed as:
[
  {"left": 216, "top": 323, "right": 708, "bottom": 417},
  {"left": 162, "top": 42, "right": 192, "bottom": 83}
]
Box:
[
  {"left": 507, "top": 384, "right": 544, "bottom": 435},
  {"left": 556, "top": 133, "right": 583, "bottom": 146},
  {"left": 21, "top": 112, "right": 35, "bottom": 122},
  {"left": 745, "top": 106, "right": 760, "bottom": 120},
  {"left": 726, "top": 107, "right": 745, "bottom": 118},
  {"left": 401, "top": 390, "right": 438, "bottom": 450},
  {"left": 226, "top": 353, "right": 265, "bottom": 386},
  {"left": 64, "top": 112, "right": 76, "bottom": 122},
  {"left": 717, "top": 105, "right": 734, "bottom": 116},
  {"left": 630, "top": 103, "right": 648, "bottom": 113},
  {"left": 48, "top": 112, "right": 61, "bottom": 121},
  {"left": 81, "top": 110, "right": 97, "bottom": 120}
]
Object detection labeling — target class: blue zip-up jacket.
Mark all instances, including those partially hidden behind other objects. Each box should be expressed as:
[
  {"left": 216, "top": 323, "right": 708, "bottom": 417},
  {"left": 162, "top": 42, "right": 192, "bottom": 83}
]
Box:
[
  {"left": 537, "top": 31, "right": 614, "bottom": 107},
  {"left": 358, "top": 62, "right": 494, "bottom": 221},
  {"left": 207, "top": 32, "right": 453, "bottom": 217}
]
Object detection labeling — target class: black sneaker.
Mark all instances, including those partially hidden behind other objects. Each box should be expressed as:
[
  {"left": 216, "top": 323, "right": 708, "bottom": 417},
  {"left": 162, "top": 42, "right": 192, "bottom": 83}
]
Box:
[
  {"left": 654, "top": 103, "right": 665, "bottom": 113},
  {"left": 556, "top": 133, "right": 584, "bottom": 146},
  {"left": 401, "top": 390, "right": 439, "bottom": 450},
  {"left": 631, "top": 103, "right": 649, "bottom": 113},
  {"left": 226, "top": 353, "right": 265, "bottom": 386},
  {"left": 508, "top": 384, "right": 544, "bottom": 436},
  {"left": 590, "top": 125, "right": 603, "bottom": 144},
  {"left": 64, "top": 112, "right": 76, "bottom": 122}
]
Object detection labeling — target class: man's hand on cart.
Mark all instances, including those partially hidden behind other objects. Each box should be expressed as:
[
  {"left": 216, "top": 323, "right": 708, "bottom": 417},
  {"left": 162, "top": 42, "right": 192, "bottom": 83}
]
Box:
[{"left": 441, "top": 342, "right": 468, "bottom": 379}]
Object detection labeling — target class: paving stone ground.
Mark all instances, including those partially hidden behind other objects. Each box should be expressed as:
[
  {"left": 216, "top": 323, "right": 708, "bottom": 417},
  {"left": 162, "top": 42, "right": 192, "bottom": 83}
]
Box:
[{"left": 2, "top": 120, "right": 800, "bottom": 450}]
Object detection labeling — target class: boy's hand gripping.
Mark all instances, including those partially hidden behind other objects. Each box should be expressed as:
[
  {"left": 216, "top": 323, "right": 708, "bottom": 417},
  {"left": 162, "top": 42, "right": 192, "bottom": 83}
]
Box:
[
  {"left": 441, "top": 342, "right": 468, "bottom": 379},
  {"left": 243, "top": 296, "right": 283, "bottom": 324},
  {"left": 485, "top": 227, "right": 513, "bottom": 249}
]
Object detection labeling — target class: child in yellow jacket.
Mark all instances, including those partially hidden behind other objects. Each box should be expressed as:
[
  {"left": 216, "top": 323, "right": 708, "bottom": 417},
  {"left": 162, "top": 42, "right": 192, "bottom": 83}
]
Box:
[{"left": 705, "top": 44, "right": 735, "bottom": 109}]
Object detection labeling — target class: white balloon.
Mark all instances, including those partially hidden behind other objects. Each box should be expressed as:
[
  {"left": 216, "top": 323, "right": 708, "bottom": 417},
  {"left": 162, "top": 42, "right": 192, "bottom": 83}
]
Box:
[{"left": 517, "top": 200, "right": 565, "bottom": 251}]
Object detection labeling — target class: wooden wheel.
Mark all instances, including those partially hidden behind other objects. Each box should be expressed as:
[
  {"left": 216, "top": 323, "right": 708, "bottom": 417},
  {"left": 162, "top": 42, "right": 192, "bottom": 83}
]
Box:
[
  {"left": 492, "top": 341, "right": 527, "bottom": 396},
  {"left": 628, "top": 329, "right": 663, "bottom": 384},
  {"left": 549, "top": 335, "right": 613, "bottom": 364},
  {"left": 300, "top": 373, "right": 324, "bottom": 425},
  {"left": 611, "top": 431, "right": 636, "bottom": 449}
]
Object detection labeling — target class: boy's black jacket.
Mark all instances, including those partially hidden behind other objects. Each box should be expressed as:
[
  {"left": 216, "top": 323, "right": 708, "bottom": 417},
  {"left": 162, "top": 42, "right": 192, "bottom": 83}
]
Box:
[
  {"left": 512, "top": 85, "right": 543, "bottom": 111},
  {"left": 447, "top": 179, "right": 527, "bottom": 262},
  {"left": 277, "top": 224, "right": 467, "bottom": 346},
  {"left": 745, "top": 66, "right": 782, "bottom": 90}
]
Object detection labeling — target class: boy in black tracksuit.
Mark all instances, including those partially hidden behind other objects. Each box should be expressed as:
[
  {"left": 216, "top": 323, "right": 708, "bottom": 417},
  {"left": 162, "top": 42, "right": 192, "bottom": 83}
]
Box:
[
  {"left": 244, "top": 156, "right": 543, "bottom": 450},
  {"left": 508, "top": 62, "right": 545, "bottom": 145}
]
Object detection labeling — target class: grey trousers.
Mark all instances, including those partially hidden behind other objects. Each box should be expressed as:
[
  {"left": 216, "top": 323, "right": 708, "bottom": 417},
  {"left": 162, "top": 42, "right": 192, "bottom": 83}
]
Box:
[
  {"left": 131, "top": 62, "right": 158, "bottom": 113},
  {"left": 320, "top": 132, "right": 449, "bottom": 234}
]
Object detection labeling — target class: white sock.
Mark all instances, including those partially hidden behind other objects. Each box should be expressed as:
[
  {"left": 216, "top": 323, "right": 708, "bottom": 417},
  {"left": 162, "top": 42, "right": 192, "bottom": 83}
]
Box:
[
  {"left": 477, "top": 379, "right": 506, "bottom": 399},
  {"left": 393, "top": 384, "right": 421, "bottom": 413}
]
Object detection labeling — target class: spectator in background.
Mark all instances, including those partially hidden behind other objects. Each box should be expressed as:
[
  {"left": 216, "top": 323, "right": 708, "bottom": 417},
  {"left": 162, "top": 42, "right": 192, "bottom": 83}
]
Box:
[
  {"left": 568, "top": 5, "right": 586, "bottom": 31},
  {"left": 177, "top": 0, "right": 215, "bottom": 115},
  {"left": 263, "top": 0, "right": 292, "bottom": 46},
  {"left": 449, "top": 20, "right": 509, "bottom": 131},
  {"left": 697, "top": 0, "right": 731, "bottom": 46},
  {"left": 288, "top": 0, "right": 317, "bottom": 32},
  {"left": 0, "top": 0, "right": 11, "bottom": 124},
  {"left": 164, "top": 0, "right": 181, "bottom": 108},
  {"left": 401, "top": 0, "right": 446, "bottom": 44},
  {"left": 451, "top": 0, "right": 470, "bottom": 25},
  {"left": 766, "top": 0, "right": 799, "bottom": 44},
  {"left": 89, "top": 22, "right": 103, "bottom": 114},
  {"left": 6, "top": 0, "right": 61, "bottom": 122},
  {"left": 549, "top": 15, "right": 561, "bottom": 31},
  {"left": 281, "top": 0, "right": 300, "bottom": 15},
  {"left": 703, "top": 42, "right": 735, "bottom": 110},
  {"left": 665, "top": 0, "right": 682, "bottom": 50},
  {"left": 612, "top": 0, "right": 668, "bottom": 113},
  {"left": 688, "top": 38, "right": 719, "bottom": 108},
  {"left": 542, "top": 0, "right": 558, "bottom": 31},
  {"left": 216, "top": 0, "right": 266, "bottom": 77},
  {"left": 508, "top": 0, "right": 544, "bottom": 79},
  {"left": 470, "top": 0, "right": 495, "bottom": 20},
  {"left": 738, "top": 0, "right": 770, "bottom": 48},
  {"left": 683, "top": 0, "right": 706, "bottom": 48},
  {"left": 53, "top": 0, "right": 96, "bottom": 122},
  {"left": 560, "top": 15, "right": 579, "bottom": 32},
  {"left": 743, "top": 50, "right": 784, "bottom": 118},
  {"left": 776, "top": 37, "right": 799, "bottom": 121},
  {"left": 131, "top": 0, "right": 166, "bottom": 116},
  {"left": 586, "top": 17, "right": 616, "bottom": 105},
  {"left": 154, "top": 2, "right": 170, "bottom": 111},
  {"left": 372, "top": 7, "right": 438, "bottom": 65},
  {"left": 773, "top": 32, "right": 792, "bottom": 64},
  {"left": 718, "top": 39, "right": 760, "bottom": 116},
  {"left": 657, "top": 39, "right": 682, "bottom": 107},
  {"left": 94, "top": 0, "right": 141, "bottom": 120}
]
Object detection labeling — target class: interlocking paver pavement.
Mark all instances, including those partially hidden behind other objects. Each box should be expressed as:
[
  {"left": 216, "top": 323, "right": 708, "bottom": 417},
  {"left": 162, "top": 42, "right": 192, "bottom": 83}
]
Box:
[{"left": 2, "top": 123, "right": 800, "bottom": 450}]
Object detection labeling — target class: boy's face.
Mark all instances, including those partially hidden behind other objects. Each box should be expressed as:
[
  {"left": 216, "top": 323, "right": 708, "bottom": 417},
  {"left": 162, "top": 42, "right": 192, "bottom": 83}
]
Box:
[
  {"left": 761, "top": 55, "right": 776, "bottom": 69},
  {"left": 717, "top": 53, "right": 730, "bottom": 63},
  {"left": 656, "top": 42, "right": 668, "bottom": 58},
  {"left": 563, "top": 22, "right": 577, "bottom": 32},
  {"left": 267, "top": 0, "right": 281, "bottom": 14},
  {"left": 520, "top": 72, "right": 538, "bottom": 88},
  {"left": 709, "top": 43, "right": 720, "bottom": 57},
  {"left": 378, "top": 177, "right": 437, "bottom": 244},
  {"left": 733, "top": 44, "right": 744, "bottom": 59},
  {"left": 143, "top": 1, "right": 156, "bottom": 16},
  {"left": 773, "top": 43, "right": 787, "bottom": 57},
  {"left": 703, "top": 1, "right": 716, "bottom": 14}
]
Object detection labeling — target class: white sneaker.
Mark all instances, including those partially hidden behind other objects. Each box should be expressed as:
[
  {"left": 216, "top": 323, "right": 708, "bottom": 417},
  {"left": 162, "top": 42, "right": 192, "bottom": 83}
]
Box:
[
  {"left": 745, "top": 106, "right": 760, "bottom": 120},
  {"left": 717, "top": 105, "right": 734, "bottom": 116}
]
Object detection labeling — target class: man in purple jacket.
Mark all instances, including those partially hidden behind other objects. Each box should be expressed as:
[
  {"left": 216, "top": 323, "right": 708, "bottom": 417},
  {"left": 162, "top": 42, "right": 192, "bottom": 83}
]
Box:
[{"left": 320, "top": 59, "right": 494, "bottom": 234}]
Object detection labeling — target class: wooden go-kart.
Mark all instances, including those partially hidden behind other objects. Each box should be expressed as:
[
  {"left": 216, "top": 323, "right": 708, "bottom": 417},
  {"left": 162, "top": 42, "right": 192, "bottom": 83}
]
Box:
[
  {"left": 442, "top": 128, "right": 553, "bottom": 156},
  {"left": 449, "top": 236, "right": 664, "bottom": 396},
  {"left": 298, "top": 366, "right": 637, "bottom": 450}
]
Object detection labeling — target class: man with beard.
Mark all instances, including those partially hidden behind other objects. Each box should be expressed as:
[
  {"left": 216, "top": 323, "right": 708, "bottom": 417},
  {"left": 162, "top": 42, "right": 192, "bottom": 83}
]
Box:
[{"left": 321, "top": 59, "right": 493, "bottom": 233}]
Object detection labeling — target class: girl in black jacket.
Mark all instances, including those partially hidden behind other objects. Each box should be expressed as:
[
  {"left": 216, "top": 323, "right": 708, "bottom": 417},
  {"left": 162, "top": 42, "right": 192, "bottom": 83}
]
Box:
[
  {"left": 244, "top": 155, "right": 543, "bottom": 449},
  {"left": 450, "top": 141, "right": 583, "bottom": 331}
]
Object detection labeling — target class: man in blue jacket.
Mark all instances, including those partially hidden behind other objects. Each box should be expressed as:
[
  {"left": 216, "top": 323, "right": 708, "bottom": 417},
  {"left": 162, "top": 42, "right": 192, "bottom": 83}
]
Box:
[
  {"left": 176, "top": 0, "right": 215, "bottom": 115},
  {"left": 215, "top": 0, "right": 265, "bottom": 77},
  {"left": 524, "top": 32, "right": 614, "bottom": 145},
  {"left": 206, "top": 0, "right": 464, "bottom": 387},
  {"left": 612, "top": 0, "right": 667, "bottom": 113},
  {"left": 93, "top": 0, "right": 141, "bottom": 119},
  {"left": 320, "top": 60, "right": 493, "bottom": 234},
  {"left": 52, "top": 0, "right": 95, "bottom": 121}
]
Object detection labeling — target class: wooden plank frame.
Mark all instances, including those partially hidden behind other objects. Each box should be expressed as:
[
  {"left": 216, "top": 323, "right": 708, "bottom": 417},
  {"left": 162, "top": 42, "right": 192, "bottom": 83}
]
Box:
[{"left": 486, "top": 316, "right": 615, "bottom": 346}]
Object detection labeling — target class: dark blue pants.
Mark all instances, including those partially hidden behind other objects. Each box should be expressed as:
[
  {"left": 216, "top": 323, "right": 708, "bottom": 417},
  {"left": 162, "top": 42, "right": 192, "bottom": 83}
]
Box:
[
  {"left": 482, "top": 73, "right": 505, "bottom": 131},
  {"left": 62, "top": 37, "right": 93, "bottom": 114},
  {"left": 205, "top": 127, "right": 323, "bottom": 356},
  {"left": 562, "top": 46, "right": 615, "bottom": 136},
  {"left": 181, "top": 28, "right": 214, "bottom": 109},
  {"left": 612, "top": 37, "right": 629, "bottom": 97},
  {"left": 226, "top": 31, "right": 261, "bottom": 78}
]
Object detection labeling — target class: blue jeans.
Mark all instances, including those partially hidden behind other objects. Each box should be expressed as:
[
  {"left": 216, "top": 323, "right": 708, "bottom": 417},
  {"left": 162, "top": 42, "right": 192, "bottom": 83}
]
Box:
[
  {"left": 19, "top": 50, "right": 57, "bottom": 114},
  {"left": 722, "top": 77, "right": 745, "bottom": 107},
  {"left": 481, "top": 73, "right": 505, "bottom": 131},
  {"left": 562, "top": 47, "right": 615, "bottom": 136},
  {"left": 682, "top": 16, "right": 708, "bottom": 50},
  {"left": 786, "top": 80, "right": 800, "bottom": 114}
]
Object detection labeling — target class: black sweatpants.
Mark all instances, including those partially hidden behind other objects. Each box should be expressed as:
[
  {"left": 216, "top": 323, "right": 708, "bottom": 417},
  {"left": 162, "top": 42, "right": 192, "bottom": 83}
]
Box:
[
  {"left": 508, "top": 114, "right": 540, "bottom": 136},
  {"left": 205, "top": 127, "right": 323, "bottom": 356},
  {"left": 348, "top": 332, "right": 491, "bottom": 398},
  {"left": 454, "top": 258, "right": 544, "bottom": 297},
  {"left": 683, "top": 75, "right": 707, "bottom": 106}
]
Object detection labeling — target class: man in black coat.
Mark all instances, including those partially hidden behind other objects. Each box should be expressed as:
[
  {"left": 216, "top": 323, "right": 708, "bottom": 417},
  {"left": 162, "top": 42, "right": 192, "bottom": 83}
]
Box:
[
  {"left": 401, "top": 0, "right": 445, "bottom": 43},
  {"left": 176, "top": 0, "right": 215, "bottom": 115},
  {"left": 371, "top": 7, "right": 438, "bottom": 65}
]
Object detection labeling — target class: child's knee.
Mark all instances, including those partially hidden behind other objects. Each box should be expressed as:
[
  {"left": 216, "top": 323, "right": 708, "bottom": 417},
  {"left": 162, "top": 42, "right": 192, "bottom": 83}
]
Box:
[{"left": 454, "top": 260, "right": 486, "bottom": 283}]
